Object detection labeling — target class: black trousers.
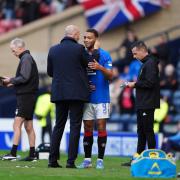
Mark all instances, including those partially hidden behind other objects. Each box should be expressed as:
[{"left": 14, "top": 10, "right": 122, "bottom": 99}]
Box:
[
  {"left": 42, "top": 113, "right": 52, "bottom": 143},
  {"left": 49, "top": 100, "right": 84, "bottom": 165},
  {"left": 137, "top": 109, "right": 156, "bottom": 154},
  {"left": 42, "top": 124, "right": 52, "bottom": 143}
]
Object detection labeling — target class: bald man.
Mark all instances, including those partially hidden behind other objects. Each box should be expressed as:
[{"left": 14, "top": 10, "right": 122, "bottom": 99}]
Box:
[{"left": 47, "top": 25, "right": 90, "bottom": 168}]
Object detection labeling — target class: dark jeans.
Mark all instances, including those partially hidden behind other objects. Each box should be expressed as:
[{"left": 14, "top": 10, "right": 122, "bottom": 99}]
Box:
[
  {"left": 137, "top": 109, "right": 156, "bottom": 154},
  {"left": 49, "top": 100, "right": 84, "bottom": 165}
]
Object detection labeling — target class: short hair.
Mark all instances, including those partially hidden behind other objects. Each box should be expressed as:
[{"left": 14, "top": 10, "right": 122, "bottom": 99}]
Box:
[
  {"left": 10, "top": 38, "right": 25, "bottom": 48},
  {"left": 131, "top": 41, "right": 148, "bottom": 52},
  {"left": 65, "top": 25, "right": 79, "bottom": 36},
  {"left": 86, "top": 28, "right": 99, "bottom": 38}
]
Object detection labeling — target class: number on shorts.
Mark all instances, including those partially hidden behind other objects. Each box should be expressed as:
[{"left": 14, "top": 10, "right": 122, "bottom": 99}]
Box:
[{"left": 102, "top": 103, "right": 107, "bottom": 114}]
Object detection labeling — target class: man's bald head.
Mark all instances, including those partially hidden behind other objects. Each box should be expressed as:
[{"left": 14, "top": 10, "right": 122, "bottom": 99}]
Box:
[{"left": 65, "top": 25, "right": 80, "bottom": 42}]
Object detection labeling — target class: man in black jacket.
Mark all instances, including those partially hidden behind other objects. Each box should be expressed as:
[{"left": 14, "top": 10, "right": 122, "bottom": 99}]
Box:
[
  {"left": 122, "top": 41, "right": 160, "bottom": 166},
  {"left": 47, "top": 25, "right": 90, "bottom": 168},
  {"left": 2, "top": 38, "right": 39, "bottom": 161}
]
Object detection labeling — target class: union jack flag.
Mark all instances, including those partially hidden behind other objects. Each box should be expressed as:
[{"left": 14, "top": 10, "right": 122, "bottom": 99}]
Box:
[{"left": 78, "top": 0, "right": 171, "bottom": 33}]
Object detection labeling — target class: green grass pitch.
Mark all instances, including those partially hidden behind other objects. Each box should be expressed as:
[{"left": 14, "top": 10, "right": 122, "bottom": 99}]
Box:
[{"left": 0, "top": 151, "right": 179, "bottom": 180}]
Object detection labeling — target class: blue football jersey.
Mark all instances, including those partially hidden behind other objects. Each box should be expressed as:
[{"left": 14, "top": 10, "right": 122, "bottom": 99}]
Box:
[{"left": 87, "top": 48, "right": 112, "bottom": 103}]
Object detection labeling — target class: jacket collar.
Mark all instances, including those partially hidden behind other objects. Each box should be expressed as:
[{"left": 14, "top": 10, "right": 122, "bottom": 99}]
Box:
[
  {"left": 141, "top": 54, "right": 159, "bottom": 64},
  {"left": 19, "top": 50, "right": 30, "bottom": 59},
  {"left": 60, "top": 36, "right": 77, "bottom": 43},
  {"left": 141, "top": 54, "right": 150, "bottom": 64}
]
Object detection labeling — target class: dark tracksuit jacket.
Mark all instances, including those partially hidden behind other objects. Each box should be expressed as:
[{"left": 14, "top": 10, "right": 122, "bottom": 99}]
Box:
[
  {"left": 135, "top": 54, "right": 160, "bottom": 153},
  {"left": 135, "top": 54, "right": 160, "bottom": 110},
  {"left": 10, "top": 50, "right": 39, "bottom": 95}
]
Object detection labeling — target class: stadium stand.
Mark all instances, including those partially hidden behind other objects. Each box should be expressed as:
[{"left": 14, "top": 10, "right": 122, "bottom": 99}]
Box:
[
  {"left": 0, "top": 0, "right": 77, "bottom": 34},
  {"left": 172, "top": 90, "right": 180, "bottom": 113}
]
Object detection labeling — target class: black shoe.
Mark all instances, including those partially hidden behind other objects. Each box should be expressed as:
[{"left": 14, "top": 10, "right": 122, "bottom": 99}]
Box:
[
  {"left": 121, "top": 160, "right": 132, "bottom": 167},
  {"left": 20, "top": 156, "right": 37, "bottom": 162},
  {"left": 66, "top": 163, "right": 77, "bottom": 168},
  {"left": 2, "top": 154, "right": 17, "bottom": 161},
  {"left": 48, "top": 162, "right": 62, "bottom": 168}
]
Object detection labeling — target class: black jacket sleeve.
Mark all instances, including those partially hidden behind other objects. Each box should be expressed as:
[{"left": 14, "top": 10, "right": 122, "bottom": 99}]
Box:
[
  {"left": 10, "top": 58, "right": 32, "bottom": 85},
  {"left": 81, "top": 46, "right": 89, "bottom": 68},
  {"left": 135, "top": 60, "right": 157, "bottom": 89},
  {"left": 47, "top": 50, "right": 53, "bottom": 77}
]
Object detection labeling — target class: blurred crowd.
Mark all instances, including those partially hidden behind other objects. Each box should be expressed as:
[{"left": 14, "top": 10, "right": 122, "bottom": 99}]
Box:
[{"left": 0, "top": 0, "right": 78, "bottom": 34}]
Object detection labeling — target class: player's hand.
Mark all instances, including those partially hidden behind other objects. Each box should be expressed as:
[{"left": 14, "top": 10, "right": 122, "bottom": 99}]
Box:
[
  {"left": 127, "top": 82, "right": 136, "bottom": 88},
  {"left": 94, "top": 40, "right": 100, "bottom": 49},
  {"left": 88, "top": 59, "right": 101, "bottom": 70}
]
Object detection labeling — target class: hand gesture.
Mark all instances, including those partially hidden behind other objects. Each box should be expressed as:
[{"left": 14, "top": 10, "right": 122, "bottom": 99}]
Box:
[
  {"left": 2, "top": 77, "right": 13, "bottom": 87},
  {"left": 88, "top": 59, "right": 101, "bottom": 70},
  {"left": 127, "top": 82, "right": 136, "bottom": 88}
]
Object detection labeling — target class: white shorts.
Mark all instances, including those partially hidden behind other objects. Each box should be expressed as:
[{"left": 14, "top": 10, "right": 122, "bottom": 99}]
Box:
[{"left": 83, "top": 103, "right": 110, "bottom": 120}]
